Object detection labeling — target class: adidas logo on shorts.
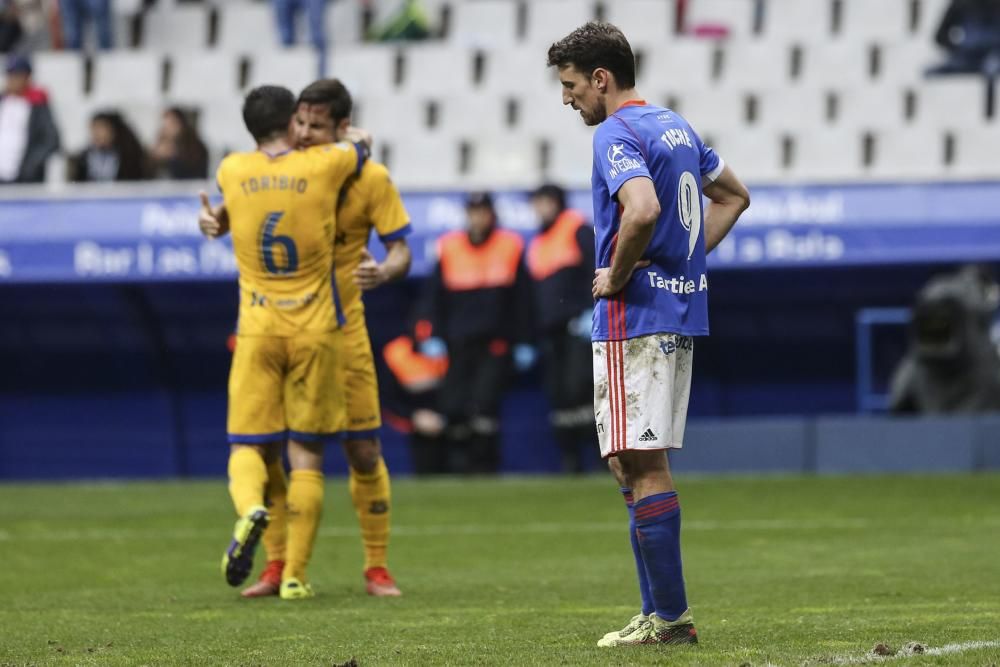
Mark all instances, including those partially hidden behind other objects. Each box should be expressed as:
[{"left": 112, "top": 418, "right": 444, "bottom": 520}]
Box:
[{"left": 638, "top": 428, "right": 658, "bottom": 442}]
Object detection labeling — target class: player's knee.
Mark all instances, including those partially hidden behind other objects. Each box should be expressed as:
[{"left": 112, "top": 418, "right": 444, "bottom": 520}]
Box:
[
  {"left": 344, "top": 437, "right": 380, "bottom": 473},
  {"left": 287, "top": 439, "right": 324, "bottom": 471}
]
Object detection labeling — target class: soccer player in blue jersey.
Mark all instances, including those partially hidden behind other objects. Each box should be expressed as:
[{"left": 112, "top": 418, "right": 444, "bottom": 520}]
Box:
[{"left": 547, "top": 22, "right": 751, "bottom": 646}]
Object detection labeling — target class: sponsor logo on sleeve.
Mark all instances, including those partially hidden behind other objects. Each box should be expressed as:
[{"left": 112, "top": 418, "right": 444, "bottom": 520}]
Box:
[{"left": 607, "top": 143, "right": 643, "bottom": 180}]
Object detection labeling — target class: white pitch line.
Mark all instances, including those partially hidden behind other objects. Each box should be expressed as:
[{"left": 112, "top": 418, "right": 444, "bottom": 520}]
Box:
[{"left": 825, "top": 639, "right": 1000, "bottom": 665}]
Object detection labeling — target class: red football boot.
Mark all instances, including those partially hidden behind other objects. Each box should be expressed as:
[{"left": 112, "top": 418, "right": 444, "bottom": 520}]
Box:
[
  {"left": 364, "top": 567, "right": 402, "bottom": 597},
  {"left": 241, "top": 559, "right": 284, "bottom": 598}
]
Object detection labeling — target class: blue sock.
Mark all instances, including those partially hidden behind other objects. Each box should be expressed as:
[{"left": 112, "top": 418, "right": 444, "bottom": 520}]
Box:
[
  {"left": 633, "top": 491, "right": 688, "bottom": 621},
  {"left": 621, "top": 488, "right": 654, "bottom": 616}
]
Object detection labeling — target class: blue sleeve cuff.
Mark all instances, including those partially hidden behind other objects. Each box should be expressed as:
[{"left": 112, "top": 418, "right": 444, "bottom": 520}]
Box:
[{"left": 379, "top": 223, "right": 413, "bottom": 244}]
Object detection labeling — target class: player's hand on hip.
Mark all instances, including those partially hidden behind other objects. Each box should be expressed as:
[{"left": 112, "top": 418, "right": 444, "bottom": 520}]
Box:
[
  {"left": 593, "top": 260, "right": 651, "bottom": 298},
  {"left": 355, "top": 248, "right": 385, "bottom": 290}
]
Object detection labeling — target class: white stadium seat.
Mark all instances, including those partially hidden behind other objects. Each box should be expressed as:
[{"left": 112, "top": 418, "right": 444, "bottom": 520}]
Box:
[
  {"left": 201, "top": 96, "right": 255, "bottom": 154},
  {"left": 916, "top": 0, "right": 951, "bottom": 41},
  {"left": 91, "top": 52, "right": 163, "bottom": 104},
  {"left": 216, "top": 2, "right": 281, "bottom": 52},
  {"left": 327, "top": 45, "right": 400, "bottom": 97},
  {"left": 684, "top": 0, "right": 757, "bottom": 37},
  {"left": 354, "top": 92, "right": 433, "bottom": 139},
  {"left": 480, "top": 45, "right": 562, "bottom": 99},
  {"left": 755, "top": 87, "right": 829, "bottom": 132},
  {"left": 674, "top": 87, "right": 750, "bottom": 138},
  {"left": 168, "top": 52, "right": 242, "bottom": 104},
  {"left": 790, "top": 128, "right": 865, "bottom": 182},
  {"left": 603, "top": 0, "right": 675, "bottom": 44},
  {"left": 866, "top": 127, "right": 947, "bottom": 181},
  {"left": 437, "top": 93, "right": 512, "bottom": 138},
  {"left": 915, "top": 76, "right": 988, "bottom": 131},
  {"left": 544, "top": 123, "right": 593, "bottom": 188},
  {"left": 840, "top": 0, "right": 914, "bottom": 42},
  {"left": 834, "top": 85, "right": 910, "bottom": 131},
  {"left": 31, "top": 52, "right": 86, "bottom": 100},
  {"left": 142, "top": 6, "right": 210, "bottom": 51},
  {"left": 711, "top": 129, "right": 785, "bottom": 184},
  {"left": 880, "top": 40, "right": 944, "bottom": 85},
  {"left": 718, "top": 40, "right": 797, "bottom": 88},
  {"left": 399, "top": 44, "right": 477, "bottom": 96},
  {"left": 952, "top": 126, "right": 1000, "bottom": 178},
  {"left": 245, "top": 48, "right": 320, "bottom": 94},
  {"left": 448, "top": 0, "right": 519, "bottom": 47},
  {"left": 763, "top": 0, "right": 835, "bottom": 40},
  {"left": 524, "top": 0, "right": 596, "bottom": 47},
  {"left": 324, "top": 0, "right": 364, "bottom": 46},
  {"left": 633, "top": 39, "right": 715, "bottom": 99},
  {"left": 802, "top": 41, "right": 876, "bottom": 87},
  {"left": 467, "top": 135, "right": 541, "bottom": 189},
  {"left": 381, "top": 134, "right": 462, "bottom": 190}
]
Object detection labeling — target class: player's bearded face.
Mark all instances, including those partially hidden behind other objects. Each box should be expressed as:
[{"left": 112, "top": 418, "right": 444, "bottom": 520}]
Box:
[
  {"left": 292, "top": 103, "right": 337, "bottom": 149},
  {"left": 558, "top": 65, "right": 606, "bottom": 126}
]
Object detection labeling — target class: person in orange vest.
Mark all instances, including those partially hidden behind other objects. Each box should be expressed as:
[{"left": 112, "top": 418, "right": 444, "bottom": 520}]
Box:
[
  {"left": 527, "top": 183, "right": 599, "bottom": 473},
  {"left": 415, "top": 192, "right": 533, "bottom": 474},
  {"left": 380, "top": 333, "right": 450, "bottom": 475}
]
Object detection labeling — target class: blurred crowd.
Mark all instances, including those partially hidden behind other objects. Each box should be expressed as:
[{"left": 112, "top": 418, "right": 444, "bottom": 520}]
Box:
[{"left": 0, "top": 54, "right": 208, "bottom": 183}]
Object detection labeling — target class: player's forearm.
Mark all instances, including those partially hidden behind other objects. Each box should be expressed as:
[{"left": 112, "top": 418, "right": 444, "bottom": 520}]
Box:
[
  {"left": 704, "top": 201, "right": 744, "bottom": 254},
  {"left": 380, "top": 241, "right": 412, "bottom": 283},
  {"left": 609, "top": 212, "right": 656, "bottom": 285}
]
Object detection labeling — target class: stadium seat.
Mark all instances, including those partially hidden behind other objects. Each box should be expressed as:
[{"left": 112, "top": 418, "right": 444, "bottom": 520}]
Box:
[
  {"left": 866, "top": 127, "right": 947, "bottom": 181},
  {"left": 674, "top": 87, "right": 751, "bottom": 139},
  {"left": 437, "top": 93, "right": 513, "bottom": 138},
  {"left": 399, "top": 44, "right": 477, "bottom": 96},
  {"left": 31, "top": 52, "right": 86, "bottom": 100},
  {"left": 801, "top": 41, "right": 877, "bottom": 87},
  {"left": 380, "top": 134, "right": 462, "bottom": 189},
  {"left": 467, "top": 135, "right": 542, "bottom": 189},
  {"left": 763, "top": 0, "right": 835, "bottom": 40},
  {"left": 523, "top": 0, "right": 597, "bottom": 47},
  {"left": 684, "top": 0, "right": 757, "bottom": 36},
  {"left": 354, "top": 92, "right": 434, "bottom": 139},
  {"left": 245, "top": 48, "right": 321, "bottom": 95},
  {"left": 952, "top": 125, "right": 1000, "bottom": 178},
  {"left": 448, "top": 0, "right": 519, "bottom": 47},
  {"left": 880, "top": 40, "right": 944, "bottom": 84},
  {"left": 91, "top": 52, "right": 164, "bottom": 104},
  {"left": 789, "top": 128, "right": 865, "bottom": 182},
  {"left": 201, "top": 96, "right": 255, "bottom": 155},
  {"left": 480, "top": 45, "right": 562, "bottom": 98},
  {"left": 327, "top": 45, "right": 400, "bottom": 97},
  {"left": 49, "top": 98, "right": 102, "bottom": 154},
  {"left": 917, "top": 0, "right": 951, "bottom": 40},
  {"left": 755, "top": 87, "right": 829, "bottom": 132},
  {"left": 711, "top": 129, "right": 785, "bottom": 183},
  {"left": 324, "top": 0, "right": 364, "bottom": 46},
  {"left": 603, "top": 0, "right": 675, "bottom": 44},
  {"left": 633, "top": 39, "right": 715, "bottom": 98},
  {"left": 141, "top": 5, "right": 210, "bottom": 51},
  {"left": 168, "top": 52, "right": 243, "bottom": 105},
  {"left": 916, "top": 76, "right": 988, "bottom": 130},
  {"left": 839, "top": 0, "right": 914, "bottom": 42},
  {"left": 216, "top": 2, "right": 282, "bottom": 52},
  {"left": 833, "top": 84, "right": 911, "bottom": 131},
  {"left": 118, "top": 100, "right": 164, "bottom": 146},
  {"left": 543, "top": 123, "right": 593, "bottom": 188},
  {"left": 718, "top": 40, "right": 797, "bottom": 88}
]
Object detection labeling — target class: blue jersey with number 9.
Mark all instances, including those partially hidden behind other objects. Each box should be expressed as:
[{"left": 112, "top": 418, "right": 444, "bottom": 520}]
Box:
[
  {"left": 590, "top": 101, "right": 724, "bottom": 342},
  {"left": 217, "top": 143, "right": 364, "bottom": 336}
]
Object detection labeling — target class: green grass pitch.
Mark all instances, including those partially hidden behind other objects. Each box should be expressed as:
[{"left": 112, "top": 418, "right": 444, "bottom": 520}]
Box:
[{"left": 1, "top": 474, "right": 999, "bottom": 666}]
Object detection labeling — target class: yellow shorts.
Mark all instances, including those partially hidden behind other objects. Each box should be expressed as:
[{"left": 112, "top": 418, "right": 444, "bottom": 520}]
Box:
[
  {"left": 342, "top": 314, "right": 382, "bottom": 439},
  {"left": 227, "top": 330, "right": 345, "bottom": 444}
]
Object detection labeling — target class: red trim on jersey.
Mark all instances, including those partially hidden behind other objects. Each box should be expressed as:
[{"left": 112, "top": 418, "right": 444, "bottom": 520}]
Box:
[
  {"left": 604, "top": 309, "right": 617, "bottom": 453},
  {"left": 617, "top": 99, "right": 648, "bottom": 109}
]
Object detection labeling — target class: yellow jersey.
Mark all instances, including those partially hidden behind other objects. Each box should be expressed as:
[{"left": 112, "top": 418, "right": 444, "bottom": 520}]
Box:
[
  {"left": 333, "top": 160, "right": 411, "bottom": 322},
  {"left": 217, "top": 142, "right": 364, "bottom": 337}
]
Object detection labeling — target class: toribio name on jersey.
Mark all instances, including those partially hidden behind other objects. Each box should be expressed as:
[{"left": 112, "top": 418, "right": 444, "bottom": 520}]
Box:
[{"left": 239, "top": 174, "right": 309, "bottom": 197}]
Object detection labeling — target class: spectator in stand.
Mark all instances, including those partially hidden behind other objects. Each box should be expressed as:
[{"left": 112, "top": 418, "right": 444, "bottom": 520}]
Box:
[
  {"left": 0, "top": 0, "right": 23, "bottom": 52},
  {"left": 69, "top": 110, "right": 148, "bottom": 182},
  {"left": 526, "top": 184, "right": 599, "bottom": 473},
  {"left": 0, "top": 55, "right": 59, "bottom": 184},
  {"left": 415, "top": 192, "right": 533, "bottom": 474},
  {"left": 273, "top": 0, "right": 327, "bottom": 51},
  {"left": 927, "top": 0, "right": 1000, "bottom": 75},
  {"left": 60, "top": 0, "right": 112, "bottom": 50},
  {"left": 150, "top": 106, "right": 208, "bottom": 180}
]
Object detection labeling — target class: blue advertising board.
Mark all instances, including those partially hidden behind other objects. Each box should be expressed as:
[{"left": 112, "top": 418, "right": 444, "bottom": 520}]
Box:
[{"left": 2, "top": 181, "right": 1000, "bottom": 284}]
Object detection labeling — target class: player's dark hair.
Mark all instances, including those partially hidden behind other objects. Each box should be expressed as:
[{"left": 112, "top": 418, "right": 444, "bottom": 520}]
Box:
[
  {"left": 546, "top": 21, "right": 636, "bottom": 90},
  {"left": 242, "top": 85, "right": 296, "bottom": 142},
  {"left": 297, "top": 78, "right": 353, "bottom": 123}
]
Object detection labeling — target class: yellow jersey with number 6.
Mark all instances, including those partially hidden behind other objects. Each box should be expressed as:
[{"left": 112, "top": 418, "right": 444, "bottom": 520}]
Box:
[{"left": 217, "top": 142, "right": 364, "bottom": 337}]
